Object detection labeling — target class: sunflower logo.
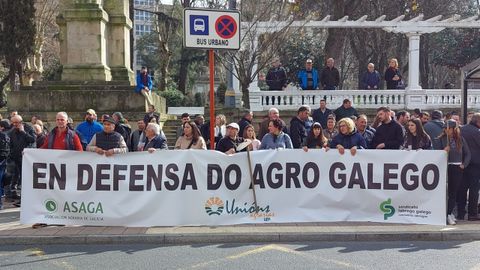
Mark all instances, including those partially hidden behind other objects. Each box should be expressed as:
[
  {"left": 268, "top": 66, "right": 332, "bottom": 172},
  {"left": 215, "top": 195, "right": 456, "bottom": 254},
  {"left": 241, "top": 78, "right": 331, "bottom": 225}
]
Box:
[{"left": 205, "top": 197, "right": 224, "bottom": 216}]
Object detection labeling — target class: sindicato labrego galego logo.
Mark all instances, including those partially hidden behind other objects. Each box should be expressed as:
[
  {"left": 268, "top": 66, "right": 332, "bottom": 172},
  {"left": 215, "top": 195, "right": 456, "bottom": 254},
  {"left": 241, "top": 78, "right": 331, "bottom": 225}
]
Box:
[
  {"left": 380, "top": 198, "right": 395, "bottom": 220},
  {"left": 205, "top": 197, "right": 224, "bottom": 215}
]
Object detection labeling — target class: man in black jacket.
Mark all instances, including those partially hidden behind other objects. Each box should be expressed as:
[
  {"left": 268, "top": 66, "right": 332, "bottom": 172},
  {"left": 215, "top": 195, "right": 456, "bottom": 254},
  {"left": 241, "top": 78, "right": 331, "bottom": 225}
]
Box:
[
  {"left": 290, "top": 106, "right": 309, "bottom": 148},
  {"left": 7, "top": 115, "right": 36, "bottom": 207},
  {"left": 320, "top": 58, "right": 340, "bottom": 90},
  {"left": 371, "top": 107, "right": 403, "bottom": 149},
  {"left": 237, "top": 110, "right": 253, "bottom": 138},
  {"left": 265, "top": 58, "right": 287, "bottom": 90},
  {"left": 312, "top": 99, "right": 333, "bottom": 129},
  {"left": 216, "top": 123, "right": 245, "bottom": 154},
  {"left": 458, "top": 113, "right": 480, "bottom": 220}
]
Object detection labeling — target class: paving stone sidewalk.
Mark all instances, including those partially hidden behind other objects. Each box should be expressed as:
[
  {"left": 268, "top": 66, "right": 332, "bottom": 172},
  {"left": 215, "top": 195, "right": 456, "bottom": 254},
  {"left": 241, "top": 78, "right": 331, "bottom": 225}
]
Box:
[{"left": 2, "top": 201, "right": 480, "bottom": 245}]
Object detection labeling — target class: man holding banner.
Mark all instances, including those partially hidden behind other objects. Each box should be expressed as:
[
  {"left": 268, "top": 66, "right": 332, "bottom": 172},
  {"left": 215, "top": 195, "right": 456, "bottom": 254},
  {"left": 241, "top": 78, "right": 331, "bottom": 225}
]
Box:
[
  {"left": 87, "top": 116, "right": 128, "bottom": 156},
  {"left": 41, "top": 112, "right": 83, "bottom": 151}
]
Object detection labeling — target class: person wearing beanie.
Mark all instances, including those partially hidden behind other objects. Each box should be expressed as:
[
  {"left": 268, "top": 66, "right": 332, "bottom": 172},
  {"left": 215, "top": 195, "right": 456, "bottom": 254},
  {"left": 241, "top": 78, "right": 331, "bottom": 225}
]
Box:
[{"left": 424, "top": 110, "right": 444, "bottom": 149}]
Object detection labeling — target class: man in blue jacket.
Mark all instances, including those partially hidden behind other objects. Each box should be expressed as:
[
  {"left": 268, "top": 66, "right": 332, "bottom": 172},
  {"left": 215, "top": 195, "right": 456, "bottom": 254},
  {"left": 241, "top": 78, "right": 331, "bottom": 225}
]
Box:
[
  {"left": 360, "top": 63, "right": 381, "bottom": 90},
  {"left": 76, "top": 109, "right": 103, "bottom": 149},
  {"left": 136, "top": 66, "right": 153, "bottom": 106},
  {"left": 297, "top": 59, "right": 318, "bottom": 90}
]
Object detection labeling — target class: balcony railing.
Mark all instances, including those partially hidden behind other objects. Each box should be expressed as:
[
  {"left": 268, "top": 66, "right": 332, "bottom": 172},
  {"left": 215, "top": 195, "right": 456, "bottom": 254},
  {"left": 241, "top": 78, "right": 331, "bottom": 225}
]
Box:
[{"left": 249, "top": 88, "right": 480, "bottom": 111}]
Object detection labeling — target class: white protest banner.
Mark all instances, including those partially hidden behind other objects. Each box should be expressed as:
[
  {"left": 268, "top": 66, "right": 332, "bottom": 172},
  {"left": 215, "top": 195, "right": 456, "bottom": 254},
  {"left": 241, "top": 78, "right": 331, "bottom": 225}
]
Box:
[{"left": 20, "top": 148, "right": 447, "bottom": 226}]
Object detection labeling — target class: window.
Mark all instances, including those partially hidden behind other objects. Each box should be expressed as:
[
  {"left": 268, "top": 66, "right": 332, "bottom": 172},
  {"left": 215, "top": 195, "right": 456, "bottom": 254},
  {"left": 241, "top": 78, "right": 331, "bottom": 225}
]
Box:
[
  {"left": 134, "top": 10, "right": 153, "bottom": 21},
  {"left": 135, "top": 24, "right": 153, "bottom": 36},
  {"left": 134, "top": 0, "right": 156, "bottom": 6}
]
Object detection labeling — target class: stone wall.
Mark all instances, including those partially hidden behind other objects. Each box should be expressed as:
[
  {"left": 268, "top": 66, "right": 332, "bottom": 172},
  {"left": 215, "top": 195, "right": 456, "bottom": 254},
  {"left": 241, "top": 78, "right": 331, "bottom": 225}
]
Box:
[{"left": 9, "top": 81, "right": 166, "bottom": 128}]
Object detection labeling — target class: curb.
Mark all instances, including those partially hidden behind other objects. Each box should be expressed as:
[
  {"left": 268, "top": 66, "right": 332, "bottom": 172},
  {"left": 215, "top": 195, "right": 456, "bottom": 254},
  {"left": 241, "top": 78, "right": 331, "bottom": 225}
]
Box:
[{"left": 3, "top": 231, "right": 480, "bottom": 245}]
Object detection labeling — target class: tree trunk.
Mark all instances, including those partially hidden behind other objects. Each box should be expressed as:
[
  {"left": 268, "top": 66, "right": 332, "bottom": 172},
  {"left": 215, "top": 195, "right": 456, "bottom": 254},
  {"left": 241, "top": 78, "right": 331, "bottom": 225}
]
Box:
[
  {"left": 157, "top": 38, "right": 171, "bottom": 91},
  {"left": 177, "top": 48, "right": 190, "bottom": 94},
  {"left": 241, "top": 81, "right": 250, "bottom": 109},
  {"left": 7, "top": 58, "right": 16, "bottom": 91},
  {"left": 420, "top": 35, "right": 430, "bottom": 88}
]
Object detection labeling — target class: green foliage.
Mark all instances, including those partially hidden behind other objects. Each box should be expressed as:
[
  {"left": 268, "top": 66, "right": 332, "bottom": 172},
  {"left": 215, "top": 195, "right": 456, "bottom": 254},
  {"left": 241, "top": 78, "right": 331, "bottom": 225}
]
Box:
[
  {"left": 430, "top": 29, "right": 480, "bottom": 69},
  {"left": 194, "top": 92, "right": 204, "bottom": 107},
  {"left": 160, "top": 82, "right": 185, "bottom": 107},
  {"left": 275, "top": 31, "right": 325, "bottom": 84},
  {"left": 216, "top": 83, "right": 227, "bottom": 104},
  {"left": 0, "top": 0, "right": 36, "bottom": 68}
]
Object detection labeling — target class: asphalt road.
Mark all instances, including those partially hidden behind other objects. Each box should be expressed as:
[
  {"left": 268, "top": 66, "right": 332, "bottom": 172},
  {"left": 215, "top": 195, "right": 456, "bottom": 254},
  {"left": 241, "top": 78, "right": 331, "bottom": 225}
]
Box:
[{"left": 1, "top": 241, "right": 480, "bottom": 270}]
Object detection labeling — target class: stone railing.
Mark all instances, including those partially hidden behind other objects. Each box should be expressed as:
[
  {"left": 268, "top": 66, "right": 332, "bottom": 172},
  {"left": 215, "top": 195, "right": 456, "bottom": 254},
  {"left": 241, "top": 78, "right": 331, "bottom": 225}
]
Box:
[{"left": 249, "top": 89, "right": 480, "bottom": 111}]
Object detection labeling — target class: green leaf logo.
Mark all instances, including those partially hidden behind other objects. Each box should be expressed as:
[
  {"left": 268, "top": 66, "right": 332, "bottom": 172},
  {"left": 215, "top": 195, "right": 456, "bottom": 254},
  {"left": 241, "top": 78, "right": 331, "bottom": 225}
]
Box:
[{"left": 45, "top": 199, "right": 57, "bottom": 213}]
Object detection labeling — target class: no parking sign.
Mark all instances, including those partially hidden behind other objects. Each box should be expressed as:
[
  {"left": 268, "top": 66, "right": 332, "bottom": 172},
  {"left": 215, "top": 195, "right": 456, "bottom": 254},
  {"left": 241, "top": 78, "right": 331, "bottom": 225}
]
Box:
[{"left": 184, "top": 8, "right": 241, "bottom": 50}]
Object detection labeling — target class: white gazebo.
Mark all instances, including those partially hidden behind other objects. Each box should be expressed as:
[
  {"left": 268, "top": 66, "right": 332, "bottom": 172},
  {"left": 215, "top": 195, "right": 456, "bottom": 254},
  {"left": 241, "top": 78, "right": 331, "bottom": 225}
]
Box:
[{"left": 238, "top": 14, "right": 480, "bottom": 112}]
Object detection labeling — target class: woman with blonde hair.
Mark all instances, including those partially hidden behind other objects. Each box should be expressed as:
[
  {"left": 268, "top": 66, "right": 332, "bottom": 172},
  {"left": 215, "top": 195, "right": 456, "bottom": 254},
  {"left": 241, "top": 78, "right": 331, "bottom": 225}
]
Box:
[
  {"left": 242, "top": 124, "right": 261, "bottom": 151},
  {"left": 385, "top": 58, "right": 403, "bottom": 89},
  {"left": 329, "top": 117, "right": 366, "bottom": 155},
  {"left": 214, "top": 114, "right": 227, "bottom": 144}
]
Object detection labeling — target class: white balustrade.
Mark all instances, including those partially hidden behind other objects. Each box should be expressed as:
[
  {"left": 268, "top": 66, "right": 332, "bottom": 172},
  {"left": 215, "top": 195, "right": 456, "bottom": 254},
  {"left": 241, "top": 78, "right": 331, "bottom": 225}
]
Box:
[{"left": 249, "top": 88, "right": 480, "bottom": 111}]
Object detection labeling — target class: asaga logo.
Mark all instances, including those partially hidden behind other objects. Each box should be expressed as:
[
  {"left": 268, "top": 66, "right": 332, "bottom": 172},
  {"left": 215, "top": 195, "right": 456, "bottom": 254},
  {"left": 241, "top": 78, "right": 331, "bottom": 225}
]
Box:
[
  {"left": 380, "top": 198, "right": 396, "bottom": 220},
  {"left": 44, "top": 199, "right": 58, "bottom": 213},
  {"left": 205, "top": 197, "right": 224, "bottom": 215}
]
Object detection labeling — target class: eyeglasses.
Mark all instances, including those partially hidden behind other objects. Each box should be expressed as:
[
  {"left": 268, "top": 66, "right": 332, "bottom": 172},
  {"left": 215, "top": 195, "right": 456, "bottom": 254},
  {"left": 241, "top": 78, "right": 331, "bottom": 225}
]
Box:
[{"left": 339, "top": 124, "right": 347, "bottom": 128}]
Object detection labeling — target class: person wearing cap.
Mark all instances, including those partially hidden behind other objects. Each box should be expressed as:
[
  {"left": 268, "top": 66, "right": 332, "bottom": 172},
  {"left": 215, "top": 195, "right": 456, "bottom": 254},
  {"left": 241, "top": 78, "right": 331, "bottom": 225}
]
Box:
[
  {"left": 87, "top": 116, "right": 128, "bottom": 156},
  {"left": 41, "top": 112, "right": 83, "bottom": 151},
  {"left": 290, "top": 106, "right": 309, "bottom": 149},
  {"left": 423, "top": 110, "right": 444, "bottom": 149},
  {"left": 436, "top": 119, "right": 471, "bottom": 224},
  {"left": 320, "top": 58, "right": 340, "bottom": 90},
  {"left": 297, "top": 59, "right": 319, "bottom": 90},
  {"left": 135, "top": 66, "right": 153, "bottom": 106},
  {"left": 215, "top": 122, "right": 245, "bottom": 154},
  {"left": 265, "top": 58, "right": 287, "bottom": 90},
  {"left": 76, "top": 109, "right": 103, "bottom": 149}
]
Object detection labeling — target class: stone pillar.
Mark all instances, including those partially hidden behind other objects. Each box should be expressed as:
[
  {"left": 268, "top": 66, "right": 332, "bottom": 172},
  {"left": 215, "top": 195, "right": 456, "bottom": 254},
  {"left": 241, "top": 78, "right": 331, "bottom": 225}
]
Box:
[
  {"left": 249, "top": 35, "right": 261, "bottom": 92},
  {"left": 406, "top": 33, "right": 422, "bottom": 91},
  {"left": 103, "top": 0, "right": 135, "bottom": 84},
  {"left": 60, "top": 1, "right": 112, "bottom": 81}
]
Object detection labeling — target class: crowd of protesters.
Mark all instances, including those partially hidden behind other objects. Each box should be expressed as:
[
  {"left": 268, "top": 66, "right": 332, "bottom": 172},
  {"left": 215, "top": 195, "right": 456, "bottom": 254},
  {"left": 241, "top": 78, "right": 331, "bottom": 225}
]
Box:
[{"left": 0, "top": 100, "right": 479, "bottom": 226}]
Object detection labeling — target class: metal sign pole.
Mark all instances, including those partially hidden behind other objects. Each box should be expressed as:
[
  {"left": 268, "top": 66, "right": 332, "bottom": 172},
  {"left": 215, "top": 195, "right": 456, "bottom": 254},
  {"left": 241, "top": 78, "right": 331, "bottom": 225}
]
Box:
[{"left": 209, "top": 49, "right": 215, "bottom": 150}]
